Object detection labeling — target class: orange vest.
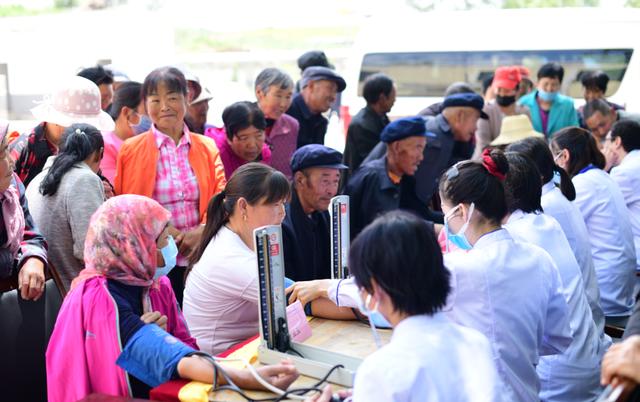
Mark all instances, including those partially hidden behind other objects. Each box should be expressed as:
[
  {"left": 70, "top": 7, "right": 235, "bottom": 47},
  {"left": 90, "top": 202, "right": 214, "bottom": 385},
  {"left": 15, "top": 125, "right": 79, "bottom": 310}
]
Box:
[{"left": 114, "top": 130, "right": 226, "bottom": 222}]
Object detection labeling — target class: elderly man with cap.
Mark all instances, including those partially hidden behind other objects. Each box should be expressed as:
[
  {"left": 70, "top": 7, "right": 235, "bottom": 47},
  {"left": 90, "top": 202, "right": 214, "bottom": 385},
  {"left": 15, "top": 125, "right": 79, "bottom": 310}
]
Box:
[
  {"left": 8, "top": 76, "right": 115, "bottom": 187},
  {"left": 282, "top": 144, "right": 347, "bottom": 281},
  {"left": 185, "top": 87, "right": 214, "bottom": 134},
  {"left": 286, "top": 66, "right": 346, "bottom": 148},
  {"left": 363, "top": 93, "right": 488, "bottom": 218},
  {"left": 473, "top": 66, "right": 532, "bottom": 159},
  {"left": 344, "top": 116, "right": 436, "bottom": 239}
]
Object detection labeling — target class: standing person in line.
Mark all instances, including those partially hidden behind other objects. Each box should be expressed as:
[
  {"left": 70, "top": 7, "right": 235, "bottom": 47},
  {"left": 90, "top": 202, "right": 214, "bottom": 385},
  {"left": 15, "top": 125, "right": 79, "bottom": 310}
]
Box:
[
  {"left": 26, "top": 124, "right": 106, "bottom": 292},
  {"left": 439, "top": 149, "right": 572, "bottom": 401},
  {"left": 342, "top": 73, "right": 395, "bottom": 180},
  {"left": 502, "top": 152, "right": 607, "bottom": 401},
  {"left": 551, "top": 127, "right": 636, "bottom": 327},
  {"left": 115, "top": 66, "right": 226, "bottom": 306},
  {"left": 518, "top": 62, "right": 578, "bottom": 138},
  {"left": 506, "top": 137, "right": 605, "bottom": 336},
  {"left": 286, "top": 67, "right": 346, "bottom": 148},
  {"left": 102, "top": 81, "right": 144, "bottom": 184},
  {"left": 254, "top": 68, "right": 299, "bottom": 179},
  {"left": 473, "top": 66, "right": 531, "bottom": 159}
]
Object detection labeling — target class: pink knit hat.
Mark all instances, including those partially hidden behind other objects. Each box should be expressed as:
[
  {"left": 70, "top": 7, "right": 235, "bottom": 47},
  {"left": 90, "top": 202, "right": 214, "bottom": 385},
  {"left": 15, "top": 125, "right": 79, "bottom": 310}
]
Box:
[{"left": 31, "top": 76, "right": 115, "bottom": 131}]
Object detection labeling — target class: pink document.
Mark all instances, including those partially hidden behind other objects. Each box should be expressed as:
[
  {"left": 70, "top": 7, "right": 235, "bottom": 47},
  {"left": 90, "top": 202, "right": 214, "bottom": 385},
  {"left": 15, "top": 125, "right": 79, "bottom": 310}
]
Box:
[{"left": 286, "top": 300, "right": 312, "bottom": 342}]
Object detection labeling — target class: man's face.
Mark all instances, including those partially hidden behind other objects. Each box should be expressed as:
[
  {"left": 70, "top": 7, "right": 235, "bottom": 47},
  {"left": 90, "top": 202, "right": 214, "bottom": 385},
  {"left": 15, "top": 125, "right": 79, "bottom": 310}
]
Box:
[
  {"left": 390, "top": 136, "right": 427, "bottom": 176},
  {"left": 296, "top": 167, "right": 341, "bottom": 212},
  {"left": 537, "top": 77, "right": 561, "bottom": 93},
  {"left": 585, "top": 110, "right": 616, "bottom": 139},
  {"left": 451, "top": 108, "right": 481, "bottom": 142},
  {"left": 306, "top": 80, "right": 338, "bottom": 114},
  {"left": 583, "top": 87, "right": 605, "bottom": 103},
  {"left": 187, "top": 100, "right": 209, "bottom": 130},
  {"left": 380, "top": 85, "right": 397, "bottom": 114}
]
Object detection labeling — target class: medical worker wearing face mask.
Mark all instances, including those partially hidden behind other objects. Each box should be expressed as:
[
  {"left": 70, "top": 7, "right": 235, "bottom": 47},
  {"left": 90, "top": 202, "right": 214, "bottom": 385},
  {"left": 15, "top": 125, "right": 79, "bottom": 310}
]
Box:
[
  {"left": 506, "top": 137, "right": 605, "bottom": 336},
  {"left": 518, "top": 62, "right": 578, "bottom": 138},
  {"left": 307, "top": 211, "right": 504, "bottom": 402},
  {"left": 551, "top": 127, "right": 636, "bottom": 327},
  {"left": 502, "top": 152, "right": 609, "bottom": 402},
  {"left": 439, "top": 149, "right": 572, "bottom": 402}
]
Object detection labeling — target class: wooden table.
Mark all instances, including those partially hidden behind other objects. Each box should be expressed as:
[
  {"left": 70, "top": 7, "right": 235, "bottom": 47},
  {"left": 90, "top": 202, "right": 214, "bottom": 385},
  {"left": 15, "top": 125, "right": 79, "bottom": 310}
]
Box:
[{"left": 208, "top": 317, "right": 391, "bottom": 401}]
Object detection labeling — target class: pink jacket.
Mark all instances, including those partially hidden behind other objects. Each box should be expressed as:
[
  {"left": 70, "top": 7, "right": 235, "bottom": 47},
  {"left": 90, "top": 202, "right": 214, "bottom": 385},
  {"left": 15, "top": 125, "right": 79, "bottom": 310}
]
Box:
[
  {"left": 46, "top": 276, "right": 198, "bottom": 402},
  {"left": 266, "top": 114, "right": 299, "bottom": 179}
]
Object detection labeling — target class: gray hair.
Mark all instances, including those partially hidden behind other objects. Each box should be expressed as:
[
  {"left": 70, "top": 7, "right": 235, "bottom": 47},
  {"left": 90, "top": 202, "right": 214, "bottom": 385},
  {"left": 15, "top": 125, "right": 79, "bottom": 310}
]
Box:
[
  {"left": 255, "top": 68, "right": 294, "bottom": 94},
  {"left": 583, "top": 98, "right": 613, "bottom": 121}
]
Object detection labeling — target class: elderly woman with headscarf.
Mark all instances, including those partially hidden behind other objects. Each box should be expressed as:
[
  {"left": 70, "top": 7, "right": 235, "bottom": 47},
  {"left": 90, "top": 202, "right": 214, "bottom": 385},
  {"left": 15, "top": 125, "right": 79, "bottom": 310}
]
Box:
[{"left": 46, "top": 194, "right": 298, "bottom": 402}]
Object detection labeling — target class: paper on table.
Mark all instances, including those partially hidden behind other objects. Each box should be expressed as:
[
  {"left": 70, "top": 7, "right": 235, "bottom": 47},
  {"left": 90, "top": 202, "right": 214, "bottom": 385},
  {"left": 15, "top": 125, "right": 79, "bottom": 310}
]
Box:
[{"left": 286, "top": 300, "right": 312, "bottom": 342}]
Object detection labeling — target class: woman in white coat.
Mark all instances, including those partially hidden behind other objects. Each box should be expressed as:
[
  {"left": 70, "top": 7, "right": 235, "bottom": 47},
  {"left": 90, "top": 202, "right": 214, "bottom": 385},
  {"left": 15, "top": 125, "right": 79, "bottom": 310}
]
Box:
[
  {"left": 308, "top": 211, "right": 504, "bottom": 402},
  {"left": 551, "top": 127, "right": 636, "bottom": 327},
  {"left": 439, "top": 149, "right": 572, "bottom": 402},
  {"left": 502, "top": 151, "right": 608, "bottom": 402},
  {"left": 507, "top": 137, "right": 604, "bottom": 334}
]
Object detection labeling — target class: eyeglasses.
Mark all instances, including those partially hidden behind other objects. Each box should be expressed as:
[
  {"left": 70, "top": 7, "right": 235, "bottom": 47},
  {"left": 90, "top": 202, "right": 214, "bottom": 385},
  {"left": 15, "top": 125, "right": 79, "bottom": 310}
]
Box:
[{"left": 553, "top": 152, "right": 563, "bottom": 162}]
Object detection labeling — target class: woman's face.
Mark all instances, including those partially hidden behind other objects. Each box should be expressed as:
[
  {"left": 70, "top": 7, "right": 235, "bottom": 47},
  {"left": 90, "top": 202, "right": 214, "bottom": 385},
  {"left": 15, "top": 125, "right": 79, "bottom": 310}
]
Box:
[
  {"left": 244, "top": 198, "right": 287, "bottom": 232},
  {"left": 155, "top": 226, "right": 170, "bottom": 266},
  {"left": 551, "top": 143, "right": 570, "bottom": 173},
  {"left": 145, "top": 81, "right": 187, "bottom": 133},
  {"left": 0, "top": 140, "right": 14, "bottom": 193},
  {"left": 441, "top": 197, "right": 468, "bottom": 234},
  {"left": 256, "top": 85, "right": 293, "bottom": 120},
  {"left": 229, "top": 125, "right": 265, "bottom": 162}
]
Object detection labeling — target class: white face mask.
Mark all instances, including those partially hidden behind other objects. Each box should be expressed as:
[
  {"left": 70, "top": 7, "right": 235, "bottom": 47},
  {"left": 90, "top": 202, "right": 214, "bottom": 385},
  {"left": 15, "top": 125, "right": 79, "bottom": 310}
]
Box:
[{"left": 357, "top": 293, "right": 383, "bottom": 349}]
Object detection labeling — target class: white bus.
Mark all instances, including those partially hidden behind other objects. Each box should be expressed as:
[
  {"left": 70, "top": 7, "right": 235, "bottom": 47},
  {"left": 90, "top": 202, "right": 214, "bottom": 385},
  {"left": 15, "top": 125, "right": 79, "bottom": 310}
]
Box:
[{"left": 341, "top": 7, "right": 640, "bottom": 123}]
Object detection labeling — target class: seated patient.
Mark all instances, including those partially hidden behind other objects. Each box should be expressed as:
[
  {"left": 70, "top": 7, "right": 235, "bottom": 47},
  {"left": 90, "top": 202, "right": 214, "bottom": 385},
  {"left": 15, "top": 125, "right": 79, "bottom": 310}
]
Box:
[
  {"left": 184, "top": 163, "right": 353, "bottom": 356},
  {"left": 309, "top": 211, "right": 504, "bottom": 402},
  {"left": 46, "top": 194, "right": 298, "bottom": 402}
]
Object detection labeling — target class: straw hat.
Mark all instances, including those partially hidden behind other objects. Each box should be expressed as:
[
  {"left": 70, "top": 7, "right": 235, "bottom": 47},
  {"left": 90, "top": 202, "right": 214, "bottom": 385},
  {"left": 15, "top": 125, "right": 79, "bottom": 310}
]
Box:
[
  {"left": 31, "top": 76, "right": 115, "bottom": 131},
  {"left": 491, "top": 115, "right": 543, "bottom": 146}
]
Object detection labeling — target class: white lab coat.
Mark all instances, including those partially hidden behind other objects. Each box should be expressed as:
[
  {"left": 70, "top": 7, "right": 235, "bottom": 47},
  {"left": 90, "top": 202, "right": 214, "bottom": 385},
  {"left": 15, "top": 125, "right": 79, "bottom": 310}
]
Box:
[
  {"left": 505, "top": 210, "right": 609, "bottom": 402},
  {"left": 610, "top": 150, "right": 640, "bottom": 271},
  {"left": 572, "top": 168, "right": 636, "bottom": 317},
  {"left": 352, "top": 313, "right": 505, "bottom": 402},
  {"left": 541, "top": 181, "right": 605, "bottom": 335},
  {"left": 444, "top": 229, "right": 572, "bottom": 402}
]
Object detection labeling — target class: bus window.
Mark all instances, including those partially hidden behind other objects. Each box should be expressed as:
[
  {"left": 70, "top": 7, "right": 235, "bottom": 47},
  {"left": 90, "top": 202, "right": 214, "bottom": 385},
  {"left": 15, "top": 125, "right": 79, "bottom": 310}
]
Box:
[{"left": 359, "top": 49, "right": 633, "bottom": 99}]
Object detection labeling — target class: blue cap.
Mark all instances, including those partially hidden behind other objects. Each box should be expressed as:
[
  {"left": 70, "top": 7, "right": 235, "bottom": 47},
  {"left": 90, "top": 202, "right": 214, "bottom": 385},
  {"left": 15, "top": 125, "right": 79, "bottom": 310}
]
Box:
[
  {"left": 442, "top": 93, "right": 489, "bottom": 119},
  {"left": 380, "top": 116, "right": 430, "bottom": 143},
  {"left": 290, "top": 144, "right": 348, "bottom": 173},
  {"left": 301, "top": 66, "right": 347, "bottom": 92}
]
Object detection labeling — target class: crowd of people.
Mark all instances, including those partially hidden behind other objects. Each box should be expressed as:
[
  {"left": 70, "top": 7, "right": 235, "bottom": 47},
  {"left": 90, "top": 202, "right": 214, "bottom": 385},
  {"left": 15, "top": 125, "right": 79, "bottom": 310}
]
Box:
[{"left": 1, "top": 50, "right": 640, "bottom": 402}]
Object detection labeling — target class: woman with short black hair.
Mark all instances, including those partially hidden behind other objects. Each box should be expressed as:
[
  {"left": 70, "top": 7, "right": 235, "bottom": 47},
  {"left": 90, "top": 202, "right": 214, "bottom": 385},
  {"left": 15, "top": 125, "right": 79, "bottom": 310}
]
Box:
[
  {"left": 26, "top": 123, "right": 105, "bottom": 291},
  {"left": 438, "top": 148, "right": 572, "bottom": 402},
  {"left": 552, "top": 127, "right": 636, "bottom": 327}
]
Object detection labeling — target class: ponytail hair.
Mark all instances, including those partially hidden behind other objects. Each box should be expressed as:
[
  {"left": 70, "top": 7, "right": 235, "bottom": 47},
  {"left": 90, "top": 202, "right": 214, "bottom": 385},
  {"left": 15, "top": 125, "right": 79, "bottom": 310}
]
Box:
[
  {"left": 189, "top": 163, "right": 290, "bottom": 265},
  {"left": 506, "top": 137, "right": 576, "bottom": 201},
  {"left": 551, "top": 127, "right": 605, "bottom": 178},
  {"left": 39, "top": 123, "right": 104, "bottom": 196},
  {"left": 439, "top": 148, "right": 509, "bottom": 225}
]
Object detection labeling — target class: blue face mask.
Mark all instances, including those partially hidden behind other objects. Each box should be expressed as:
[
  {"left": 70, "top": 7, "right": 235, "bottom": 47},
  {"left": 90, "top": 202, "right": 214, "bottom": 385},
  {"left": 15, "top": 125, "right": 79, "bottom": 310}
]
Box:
[
  {"left": 444, "top": 203, "right": 475, "bottom": 252},
  {"left": 154, "top": 235, "right": 178, "bottom": 280},
  {"left": 133, "top": 114, "right": 152, "bottom": 135},
  {"left": 357, "top": 292, "right": 386, "bottom": 348},
  {"left": 538, "top": 89, "right": 558, "bottom": 103}
]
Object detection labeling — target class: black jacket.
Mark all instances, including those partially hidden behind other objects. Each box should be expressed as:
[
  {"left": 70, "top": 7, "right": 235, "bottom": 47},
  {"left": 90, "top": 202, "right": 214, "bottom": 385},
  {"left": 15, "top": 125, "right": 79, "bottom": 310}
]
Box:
[
  {"left": 343, "top": 156, "right": 434, "bottom": 239},
  {"left": 343, "top": 106, "right": 389, "bottom": 178},
  {"left": 281, "top": 189, "right": 331, "bottom": 281},
  {"left": 286, "top": 94, "right": 328, "bottom": 148}
]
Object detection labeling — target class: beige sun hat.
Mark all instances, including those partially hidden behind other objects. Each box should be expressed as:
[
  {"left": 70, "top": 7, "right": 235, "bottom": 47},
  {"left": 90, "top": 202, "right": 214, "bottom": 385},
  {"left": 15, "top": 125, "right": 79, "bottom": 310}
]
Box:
[
  {"left": 491, "top": 115, "right": 543, "bottom": 146},
  {"left": 31, "top": 76, "right": 115, "bottom": 131}
]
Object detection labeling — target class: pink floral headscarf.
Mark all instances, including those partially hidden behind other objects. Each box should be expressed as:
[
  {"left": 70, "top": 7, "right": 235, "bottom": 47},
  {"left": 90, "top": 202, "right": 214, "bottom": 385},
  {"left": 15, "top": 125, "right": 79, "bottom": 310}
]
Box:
[{"left": 72, "top": 194, "right": 171, "bottom": 290}]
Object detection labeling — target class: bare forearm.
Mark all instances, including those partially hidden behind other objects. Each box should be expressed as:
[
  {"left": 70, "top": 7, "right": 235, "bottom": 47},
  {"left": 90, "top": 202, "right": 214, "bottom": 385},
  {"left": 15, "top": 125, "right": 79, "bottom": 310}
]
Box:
[{"left": 310, "top": 298, "right": 357, "bottom": 320}]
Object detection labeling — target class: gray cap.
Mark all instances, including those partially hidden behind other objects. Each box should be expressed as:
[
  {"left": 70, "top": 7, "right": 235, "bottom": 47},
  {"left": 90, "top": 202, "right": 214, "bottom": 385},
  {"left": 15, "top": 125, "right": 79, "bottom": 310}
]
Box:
[{"left": 301, "top": 66, "right": 346, "bottom": 92}]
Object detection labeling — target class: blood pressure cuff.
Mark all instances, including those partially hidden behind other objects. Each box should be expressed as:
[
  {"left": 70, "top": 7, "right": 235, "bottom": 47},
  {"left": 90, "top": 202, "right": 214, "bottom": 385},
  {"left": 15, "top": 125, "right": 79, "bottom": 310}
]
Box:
[{"left": 115, "top": 324, "right": 196, "bottom": 387}]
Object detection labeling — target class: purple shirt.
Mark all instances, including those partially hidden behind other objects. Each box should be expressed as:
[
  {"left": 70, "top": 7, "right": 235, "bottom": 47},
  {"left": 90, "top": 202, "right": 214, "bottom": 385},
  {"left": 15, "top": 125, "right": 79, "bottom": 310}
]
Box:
[
  {"left": 206, "top": 127, "right": 272, "bottom": 180},
  {"left": 540, "top": 108, "right": 550, "bottom": 135}
]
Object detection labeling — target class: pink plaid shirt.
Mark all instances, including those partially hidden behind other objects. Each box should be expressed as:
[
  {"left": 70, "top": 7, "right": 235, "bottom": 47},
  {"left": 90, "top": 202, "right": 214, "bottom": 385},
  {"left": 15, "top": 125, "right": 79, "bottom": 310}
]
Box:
[{"left": 152, "top": 124, "right": 200, "bottom": 266}]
